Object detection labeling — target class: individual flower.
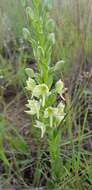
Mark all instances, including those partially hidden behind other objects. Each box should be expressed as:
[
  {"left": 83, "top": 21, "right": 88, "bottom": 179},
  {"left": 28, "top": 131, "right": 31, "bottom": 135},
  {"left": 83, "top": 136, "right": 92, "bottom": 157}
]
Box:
[
  {"left": 55, "top": 102, "right": 65, "bottom": 125},
  {"left": 25, "top": 99, "right": 40, "bottom": 119},
  {"left": 57, "top": 102, "right": 65, "bottom": 114},
  {"left": 55, "top": 79, "right": 64, "bottom": 94},
  {"left": 35, "top": 120, "right": 46, "bottom": 138},
  {"left": 32, "top": 84, "right": 49, "bottom": 107},
  {"left": 26, "top": 77, "right": 36, "bottom": 91},
  {"left": 44, "top": 106, "right": 58, "bottom": 127},
  {"left": 44, "top": 102, "right": 65, "bottom": 127}
]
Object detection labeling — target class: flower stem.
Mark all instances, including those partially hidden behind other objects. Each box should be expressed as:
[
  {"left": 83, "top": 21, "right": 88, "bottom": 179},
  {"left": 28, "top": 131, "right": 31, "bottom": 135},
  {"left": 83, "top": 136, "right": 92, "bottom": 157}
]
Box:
[{"left": 42, "top": 95, "right": 45, "bottom": 107}]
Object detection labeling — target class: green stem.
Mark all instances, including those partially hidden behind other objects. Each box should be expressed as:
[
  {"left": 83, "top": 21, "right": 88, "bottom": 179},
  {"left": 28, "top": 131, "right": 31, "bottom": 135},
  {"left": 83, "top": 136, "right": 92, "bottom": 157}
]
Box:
[
  {"left": 50, "top": 116, "right": 53, "bottom": 128},
  {"left": 42, "top": 95, "right": 45, "bottom": 107},
  {"left": 48, "top": 129, "right": 62, "bottom": 181}
]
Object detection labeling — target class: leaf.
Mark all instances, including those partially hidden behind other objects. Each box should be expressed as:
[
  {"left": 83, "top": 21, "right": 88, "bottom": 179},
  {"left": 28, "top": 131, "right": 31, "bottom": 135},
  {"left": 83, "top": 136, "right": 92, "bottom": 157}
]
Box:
[{"left": 46, "top": 73, "right": 53, "bottom": 89}]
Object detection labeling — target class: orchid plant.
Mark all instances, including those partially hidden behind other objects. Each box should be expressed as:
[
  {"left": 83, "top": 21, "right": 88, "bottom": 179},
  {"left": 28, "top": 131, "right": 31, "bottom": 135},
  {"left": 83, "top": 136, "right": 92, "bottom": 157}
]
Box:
[{"left": 24, "top": 0, "right": 66, "bottom": 183}]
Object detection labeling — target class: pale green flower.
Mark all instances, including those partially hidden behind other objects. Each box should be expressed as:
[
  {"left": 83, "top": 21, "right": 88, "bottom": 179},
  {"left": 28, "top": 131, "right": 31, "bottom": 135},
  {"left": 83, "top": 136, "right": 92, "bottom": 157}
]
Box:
[
  {"left": 57, "top": 102, "right": 65, "bottom": 114},
  {"left": 56, "top": 102, "right": 65, "bottom": 125},
  {"left": 55, "top": 79, "right": 64, "bottom": 94},
  {"left": 44, "top": 107, "right": 58, "bottom": 127},
  {"left": 32, "top": 84, "right": 49, "bottom": 107},
  {"left": 35, "top": 120, "right": 46, "bottom": 138},
  {"left": 44, "top": 102, "right": 65, "bottom": 127},
  {"left": 25, "top": 99, "right": 40, "bottom": 119},
  {"left": 26, "top": 77, "right": 36, "bottom": 91}
]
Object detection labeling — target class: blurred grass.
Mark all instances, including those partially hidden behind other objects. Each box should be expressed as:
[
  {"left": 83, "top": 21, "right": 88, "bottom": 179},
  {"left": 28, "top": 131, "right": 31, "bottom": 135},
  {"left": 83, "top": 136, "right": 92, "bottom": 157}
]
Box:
[
  {"left": 0, "top": 0, "right": 27, "bottom": 47},
  {"left": 52, "top": 0, "right": 92, "bottom": 76}
]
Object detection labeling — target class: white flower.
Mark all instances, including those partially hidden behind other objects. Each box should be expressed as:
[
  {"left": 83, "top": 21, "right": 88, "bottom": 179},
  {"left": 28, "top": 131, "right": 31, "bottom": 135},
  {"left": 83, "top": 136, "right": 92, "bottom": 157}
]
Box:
[
  {"left": 35, "top": 120, "right": 46, "bottom": 138},
  {"left": 56, "top": 102, "right": 65, "bottom": 125},
  {"left": 25, "top": 99, "right": 40, "bottom": 119},
  {"left": 55, "top": 79, "right": 64, "bottom": 94},
  {"left": 26, "top": 77, "right": 36, "bottom": 91},
  {"left": 32, "top": 84, "right": 49, "bottom": 107}
]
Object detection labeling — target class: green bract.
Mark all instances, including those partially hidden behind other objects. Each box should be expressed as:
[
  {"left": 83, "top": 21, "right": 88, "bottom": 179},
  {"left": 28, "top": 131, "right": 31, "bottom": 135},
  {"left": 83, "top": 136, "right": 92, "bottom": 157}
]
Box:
[{"left": 44, "top": 107, "right": 58, "bottom": 127}]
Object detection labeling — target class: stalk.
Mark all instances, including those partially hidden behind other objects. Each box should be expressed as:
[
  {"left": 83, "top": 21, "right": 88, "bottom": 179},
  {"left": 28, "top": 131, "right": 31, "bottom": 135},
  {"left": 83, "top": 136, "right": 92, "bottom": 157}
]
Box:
[{"left": 48, "top": 129, "right": 62, "bottom": 182}]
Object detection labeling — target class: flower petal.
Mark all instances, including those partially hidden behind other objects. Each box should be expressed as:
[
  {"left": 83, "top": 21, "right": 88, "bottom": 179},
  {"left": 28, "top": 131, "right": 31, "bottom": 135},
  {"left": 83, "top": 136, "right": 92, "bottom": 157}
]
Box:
[
  {"left": 25, "top": 99, "right": 40, "bottom": 119},
  {"left": 55, "top": 79, "right": 64, "bottom": 94},
  {"left": 35, "top": 120, "right": 46, "bottom": 138},
  {"left": 26, "top": 77, "right": 36, "bottom": 91}
]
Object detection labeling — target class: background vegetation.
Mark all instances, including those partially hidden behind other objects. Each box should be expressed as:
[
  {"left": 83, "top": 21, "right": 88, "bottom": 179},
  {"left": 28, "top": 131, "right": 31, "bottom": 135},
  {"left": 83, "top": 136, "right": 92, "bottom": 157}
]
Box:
[{"left": 0, "top": 0, "right": 92, "bottom": 189}]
